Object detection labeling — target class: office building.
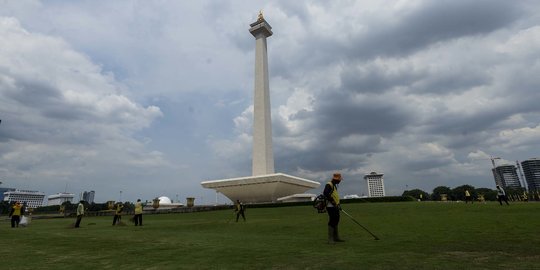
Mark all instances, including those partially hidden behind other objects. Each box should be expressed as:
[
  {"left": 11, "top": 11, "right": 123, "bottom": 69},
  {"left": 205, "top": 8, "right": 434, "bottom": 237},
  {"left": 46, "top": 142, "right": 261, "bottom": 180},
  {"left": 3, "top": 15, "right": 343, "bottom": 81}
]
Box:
[
  {"left": 81, "top": 190, "right": 95, "bottom": 203},
  {"left": 521, "top": 158, "right": 540, "bottom": 191},
  {"left": 492, "top": 164, "right": 521, "bottom": 189}
]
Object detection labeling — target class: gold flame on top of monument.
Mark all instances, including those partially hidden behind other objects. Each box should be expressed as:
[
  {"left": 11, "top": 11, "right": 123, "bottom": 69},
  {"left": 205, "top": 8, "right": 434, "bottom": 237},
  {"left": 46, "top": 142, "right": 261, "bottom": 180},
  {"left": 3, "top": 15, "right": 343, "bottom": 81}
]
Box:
[{"left": 258, "top": 10, "right": 264, "bottom": 21}]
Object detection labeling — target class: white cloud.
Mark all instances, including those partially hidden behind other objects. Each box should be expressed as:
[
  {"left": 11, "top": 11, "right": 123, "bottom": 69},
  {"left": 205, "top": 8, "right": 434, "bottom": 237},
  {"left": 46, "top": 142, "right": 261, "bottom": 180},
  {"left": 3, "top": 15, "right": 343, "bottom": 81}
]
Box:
[{"left": 0, "top": 17, "right": 166, "bottom": 199}]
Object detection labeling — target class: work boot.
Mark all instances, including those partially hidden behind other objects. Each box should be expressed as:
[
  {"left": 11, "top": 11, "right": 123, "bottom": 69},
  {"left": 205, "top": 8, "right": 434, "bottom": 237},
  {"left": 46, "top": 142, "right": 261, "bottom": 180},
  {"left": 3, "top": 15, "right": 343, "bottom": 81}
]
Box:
[
  {"left": 334, "top": 227, "right": 345, "bottom": 242},
  {"left": 328, "top": 226, "right": 335, "bottom": 244}
]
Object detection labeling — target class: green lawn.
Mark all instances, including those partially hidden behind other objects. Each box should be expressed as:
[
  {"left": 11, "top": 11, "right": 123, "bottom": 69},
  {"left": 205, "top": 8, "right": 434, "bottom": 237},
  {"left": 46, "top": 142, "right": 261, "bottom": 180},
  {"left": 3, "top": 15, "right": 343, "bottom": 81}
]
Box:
[{"left": 2, "top": 202, "right": 539, "bottom": 270}]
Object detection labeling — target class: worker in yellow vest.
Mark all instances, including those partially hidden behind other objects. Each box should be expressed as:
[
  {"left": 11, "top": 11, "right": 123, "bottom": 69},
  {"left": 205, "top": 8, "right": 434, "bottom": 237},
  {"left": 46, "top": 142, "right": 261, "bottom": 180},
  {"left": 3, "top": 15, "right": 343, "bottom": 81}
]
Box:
[
  {"left": 465, "top": 189, "right": 473, "bottom": 204},
  {"left": 522, "top": 191, "right": 528, "bottom": 202},
  {"left": 75, "top": 200, "right": 85, "bottom": 228},
  {"left": 235, "top": 200, "right": 246, "bottom": 222},
  {"left": 9, "top": 201, "right": 22, "bottom": 228},
  {"left": 112, "top": 203, "right": 124, "bottom": 225},
  {"left": 324, "top": 173, "right": 344, "bottom": 244},
  {"left": 134, "top": 199, "right": 143, "bottom": 226}
]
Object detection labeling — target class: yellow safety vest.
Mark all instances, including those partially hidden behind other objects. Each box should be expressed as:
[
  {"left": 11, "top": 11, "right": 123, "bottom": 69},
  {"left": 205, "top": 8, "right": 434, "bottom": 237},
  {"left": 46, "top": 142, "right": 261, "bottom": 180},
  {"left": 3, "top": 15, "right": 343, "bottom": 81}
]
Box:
[
  {"left": 134, "top": 202, "right": 143, "bottom": 214},
  {"left": 77, "top": 203, "right": 84, "bottom": 216},
  {"left": 12, "top": 205, "right": 22, "bottom": 216},
  {"left": 327, "top": 181, "right": 340, "bottom": 206}
]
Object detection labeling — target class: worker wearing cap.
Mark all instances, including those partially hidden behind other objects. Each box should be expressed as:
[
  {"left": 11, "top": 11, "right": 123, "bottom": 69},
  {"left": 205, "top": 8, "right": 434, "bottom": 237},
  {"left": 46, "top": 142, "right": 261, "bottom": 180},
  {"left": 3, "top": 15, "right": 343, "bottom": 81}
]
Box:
[
  {"left": 324, "top": 173, "right": 344, "bottom": 244},
  {"left": 9, "top": 201, "right": 22, "bottom": 228}
]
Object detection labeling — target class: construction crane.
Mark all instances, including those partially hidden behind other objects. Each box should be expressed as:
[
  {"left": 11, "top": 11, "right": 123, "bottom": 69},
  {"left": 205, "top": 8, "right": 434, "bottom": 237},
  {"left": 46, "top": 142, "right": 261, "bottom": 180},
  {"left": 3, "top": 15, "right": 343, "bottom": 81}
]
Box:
[
  {"left": 471, "top": 155, "right": 501, "bottom": 168},
  {"left": 489, "top": 156, "right": 501, "bottom": 168}
]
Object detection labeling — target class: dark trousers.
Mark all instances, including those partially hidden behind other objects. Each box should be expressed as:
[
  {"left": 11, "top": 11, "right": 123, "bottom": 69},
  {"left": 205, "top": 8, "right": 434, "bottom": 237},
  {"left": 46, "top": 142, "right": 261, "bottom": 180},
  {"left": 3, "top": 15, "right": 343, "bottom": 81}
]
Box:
[
  {"left": 465, "top": 196, "right": 473, "bottom": 204},
  {"left": 75, "top": 215, "right": 82, "bottom": 228},
  {"left": 11, "top": 215, "right": 20, "bottom": 228},
  {"left": 498, "top": 195, "right": 509, "bottom": 205},
  {"left": 236, "top": 211, "right": 245, "bottom": 222},
  {"left": 113, "top": 215, "right": 121, "bottom": 225},
  {"left": 326, "top": 207, "right": 340, "bottom": 228},
  {"left": 134, "top": 214, "right": 143, "bottom": 226}
]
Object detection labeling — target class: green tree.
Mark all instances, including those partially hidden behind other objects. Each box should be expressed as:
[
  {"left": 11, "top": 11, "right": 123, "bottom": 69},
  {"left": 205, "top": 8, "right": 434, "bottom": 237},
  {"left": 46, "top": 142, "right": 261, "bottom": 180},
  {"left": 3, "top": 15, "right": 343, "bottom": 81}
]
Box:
[
  {"left": 476, "top": 188, "right": 497, "bottom": 201},
  {"left": 0, "top": 200, "right": 10, "bottom": 215},
  {"left": 431, "top": 186, "right": 451, "bottom": 201},
  {"left": 402, "top": 189, "right": 430, "bottom": 201},
  {"left": 451, "top": 185, "right": 476, "bottom": 201}
]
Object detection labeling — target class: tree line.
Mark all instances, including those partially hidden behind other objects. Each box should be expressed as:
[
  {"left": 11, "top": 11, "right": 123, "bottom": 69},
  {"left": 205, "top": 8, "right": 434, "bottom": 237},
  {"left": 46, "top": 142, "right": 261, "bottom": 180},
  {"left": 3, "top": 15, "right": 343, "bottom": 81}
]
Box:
[{"left": 402, "top": 185, "right": 536, "bottom": 201}]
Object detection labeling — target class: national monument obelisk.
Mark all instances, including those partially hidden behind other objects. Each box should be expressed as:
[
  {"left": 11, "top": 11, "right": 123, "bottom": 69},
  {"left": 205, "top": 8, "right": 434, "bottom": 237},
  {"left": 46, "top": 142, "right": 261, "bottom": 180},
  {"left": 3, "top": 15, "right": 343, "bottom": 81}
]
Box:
[
  {"left": 201, "top": 12, "right": 320, "bottom": 203},
  {"left": 251, "top": 11, "right": 274, "bottom": 176}
]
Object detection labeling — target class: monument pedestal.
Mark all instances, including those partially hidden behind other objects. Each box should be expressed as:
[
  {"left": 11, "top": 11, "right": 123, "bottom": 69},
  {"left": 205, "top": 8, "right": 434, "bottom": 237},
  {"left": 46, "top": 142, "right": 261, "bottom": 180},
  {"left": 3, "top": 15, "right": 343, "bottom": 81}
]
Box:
[{"left": 201, "top": 173, "right": 319, "bottom": 203}]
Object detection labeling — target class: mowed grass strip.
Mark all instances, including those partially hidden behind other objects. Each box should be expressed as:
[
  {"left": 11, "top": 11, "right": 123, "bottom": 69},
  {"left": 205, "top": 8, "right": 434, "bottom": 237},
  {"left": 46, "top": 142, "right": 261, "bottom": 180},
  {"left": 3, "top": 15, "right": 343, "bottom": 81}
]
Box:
[{"left": 2, "top": 202, "right": 539, "bottom": 270}]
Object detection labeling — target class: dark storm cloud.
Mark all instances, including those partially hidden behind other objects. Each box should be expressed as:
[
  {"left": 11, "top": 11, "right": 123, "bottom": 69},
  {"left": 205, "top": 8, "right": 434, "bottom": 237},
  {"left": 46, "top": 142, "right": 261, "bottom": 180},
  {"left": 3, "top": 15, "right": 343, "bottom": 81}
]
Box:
[
  {"left": 275, "top": 144, "right": 373, "bottom": 173},
  {"left": 13, "top": 79, "right": 95, "bottom": 121},
  {"left": 272, "top": 87, "right": 408, "bottom": 172},
  {"left": 425, "top": 109, "right": 506, "bottom": 135},
  {"left": 347, "top": 0, "right": 521, "bottom": 59},
  {"left": 340, "top": 64, "right": 419, "bottom": 94},
  {"left": 269, "top": 0, "right": 522, "bottom": 80},
  {"left": 410, "top": 68, "right": 491, "bottom": 95},
  {"left": 403, "top": 158, "right": 451, "bottom": 172},
  {"left": 313, "top": 91, "right": 414, "bottom": 138}
]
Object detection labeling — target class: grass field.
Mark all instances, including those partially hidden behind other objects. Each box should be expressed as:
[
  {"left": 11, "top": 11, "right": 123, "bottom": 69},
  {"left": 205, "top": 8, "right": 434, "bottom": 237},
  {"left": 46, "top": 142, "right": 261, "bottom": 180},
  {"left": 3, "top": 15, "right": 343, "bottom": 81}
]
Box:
[{"left": 2, "top": 202, "right": 539, "bottom": 270}]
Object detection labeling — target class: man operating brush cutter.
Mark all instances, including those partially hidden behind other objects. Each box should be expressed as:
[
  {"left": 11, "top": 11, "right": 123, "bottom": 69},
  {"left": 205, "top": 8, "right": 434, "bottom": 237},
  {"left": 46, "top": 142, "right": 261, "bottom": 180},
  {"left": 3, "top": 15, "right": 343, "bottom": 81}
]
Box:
[
  {"left": 323, "top": 173, "right": 380, "bottom": 243},
  {"left": 324, "top": 173, "right": 345, "bottom": 244}
]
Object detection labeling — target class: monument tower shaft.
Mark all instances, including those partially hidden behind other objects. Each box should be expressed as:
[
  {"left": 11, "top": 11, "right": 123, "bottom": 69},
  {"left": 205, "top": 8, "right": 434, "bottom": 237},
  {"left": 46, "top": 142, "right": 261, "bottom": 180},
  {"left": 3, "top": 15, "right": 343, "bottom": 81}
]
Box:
[{"left": 250, "top": 14, "right": 274, "bottom": 176}]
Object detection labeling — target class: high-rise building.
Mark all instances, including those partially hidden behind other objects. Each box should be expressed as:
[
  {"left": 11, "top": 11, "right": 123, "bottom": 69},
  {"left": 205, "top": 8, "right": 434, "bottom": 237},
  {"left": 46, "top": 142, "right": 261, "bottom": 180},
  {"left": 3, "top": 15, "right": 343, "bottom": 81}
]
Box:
[
  {"left": 492, "top": 164, "right": 521, "bottom": 189},
  {"left": 364, "top": 172, "right": 386, "bottom": 197},
  {"left": 521, "top": 158, "right": 540, "bottom": 191},
  {"left": 3, "top": 189, "right": 46, "bottom": 208},
  {"left": 81, "top": 190, "right": 95, "bottom": 203}
]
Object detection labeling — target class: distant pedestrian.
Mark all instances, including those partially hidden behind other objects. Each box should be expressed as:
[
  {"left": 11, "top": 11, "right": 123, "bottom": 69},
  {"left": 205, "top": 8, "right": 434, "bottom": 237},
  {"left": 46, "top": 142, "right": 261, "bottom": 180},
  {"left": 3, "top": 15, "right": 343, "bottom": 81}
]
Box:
[
  {"left": 465, "top": 189, "right": 473, "bottom": 204},
  {"left": 9, "top": 201, "right": 22, "bottom": 228},
  {"left": 112, "top": 203, "right": 124, "bottom": 225},
  {"left": 235, "top": 200, "right": 246, "bottom": 222},
  {"left": 324, "top": 172, "right": 344, "bottom": 244},
  {"left": 75, "top": 200, "right": 85, "bottom": 228},
  {"left": 134, "top": 199, "right": 143, "bottom": 226},
  {"left": 496, "top": 186, "right": 509, "bottom": 206}
]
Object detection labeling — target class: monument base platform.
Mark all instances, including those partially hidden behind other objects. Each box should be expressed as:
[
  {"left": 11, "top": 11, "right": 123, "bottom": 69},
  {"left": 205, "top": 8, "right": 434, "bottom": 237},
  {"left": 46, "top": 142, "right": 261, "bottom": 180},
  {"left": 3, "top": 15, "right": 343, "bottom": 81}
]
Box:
[{"left": 201, "top": 173, "right": 320, "bottom": 203}]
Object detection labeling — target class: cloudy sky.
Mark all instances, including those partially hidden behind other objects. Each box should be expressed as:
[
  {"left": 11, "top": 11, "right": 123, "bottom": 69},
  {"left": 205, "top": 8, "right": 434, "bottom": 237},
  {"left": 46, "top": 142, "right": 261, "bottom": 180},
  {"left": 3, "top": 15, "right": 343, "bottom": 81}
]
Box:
[{"left": 1, "top": 0, "right": 539, "bottom": 204}]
